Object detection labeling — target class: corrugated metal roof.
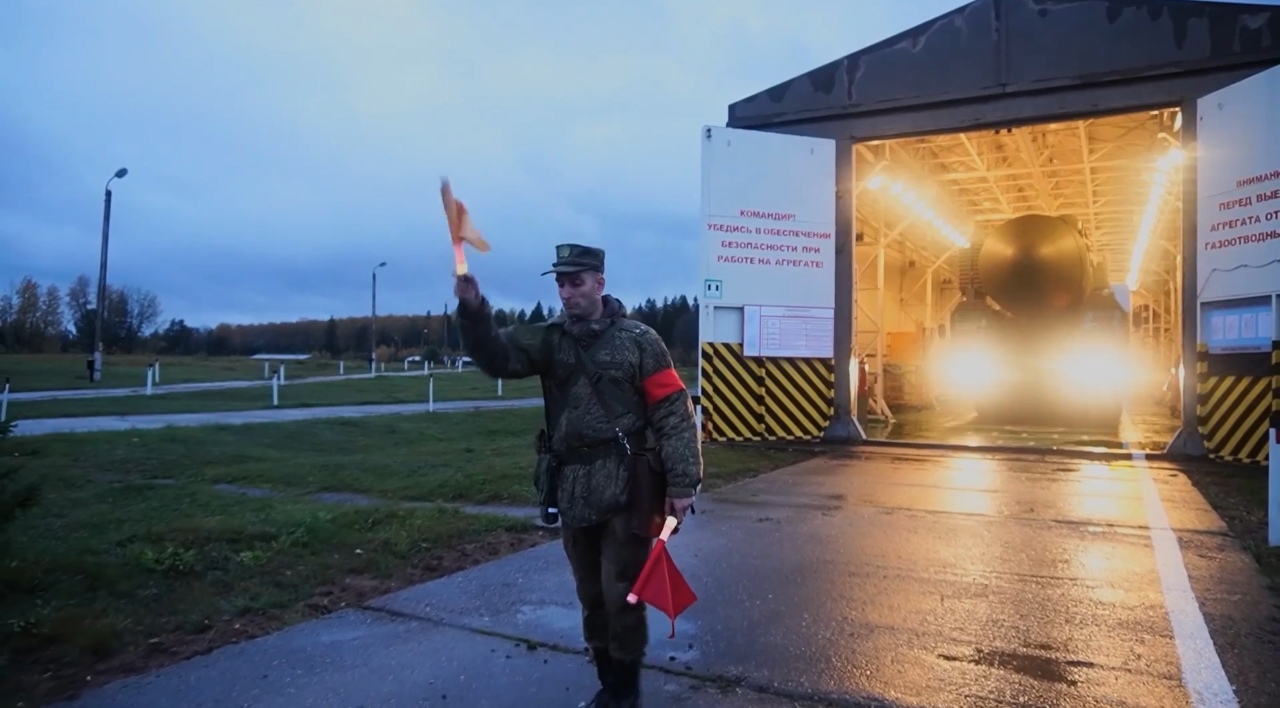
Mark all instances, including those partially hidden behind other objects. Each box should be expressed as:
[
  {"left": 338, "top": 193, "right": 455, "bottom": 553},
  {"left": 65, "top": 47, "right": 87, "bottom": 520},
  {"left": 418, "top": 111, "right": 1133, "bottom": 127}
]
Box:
[{"left": 728, "top": 0, "right": 1280, "bottom": 128}]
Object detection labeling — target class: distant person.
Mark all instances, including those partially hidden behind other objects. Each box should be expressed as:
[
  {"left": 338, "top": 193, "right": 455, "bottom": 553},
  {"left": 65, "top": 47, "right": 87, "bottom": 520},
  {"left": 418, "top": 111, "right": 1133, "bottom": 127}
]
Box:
[{"left": 454, "top": 243, "right": 702, "bottom": 707}]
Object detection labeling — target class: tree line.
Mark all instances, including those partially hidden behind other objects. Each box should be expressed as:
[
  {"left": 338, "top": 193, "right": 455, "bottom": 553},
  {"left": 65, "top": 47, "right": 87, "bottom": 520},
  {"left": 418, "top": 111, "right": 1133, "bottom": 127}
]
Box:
[
  {"left": 0, "top": 274, "right": 702, "bottom": 367},
  {"left": 0, "top": 275, "right": 162, "bottom": 356}
]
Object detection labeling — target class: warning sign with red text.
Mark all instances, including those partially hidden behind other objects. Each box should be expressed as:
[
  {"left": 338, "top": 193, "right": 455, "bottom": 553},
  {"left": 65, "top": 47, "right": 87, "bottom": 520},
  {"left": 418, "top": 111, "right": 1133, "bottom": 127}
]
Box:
[{"left": 699, "top": 126, "right": 836, "bottom": 311}]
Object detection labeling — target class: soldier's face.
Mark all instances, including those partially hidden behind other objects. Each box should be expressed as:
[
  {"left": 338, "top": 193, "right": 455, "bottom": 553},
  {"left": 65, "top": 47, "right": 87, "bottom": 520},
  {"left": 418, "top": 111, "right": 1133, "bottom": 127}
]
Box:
[{"left": 556, "top": 271, "right": 604, "bottom": 317}]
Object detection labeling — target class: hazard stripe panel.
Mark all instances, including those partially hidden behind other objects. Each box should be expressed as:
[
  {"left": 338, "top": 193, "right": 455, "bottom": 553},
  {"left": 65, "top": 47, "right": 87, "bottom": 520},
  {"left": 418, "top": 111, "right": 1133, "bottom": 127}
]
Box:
[
  {"left": 1195, "top": 341, "right": 1274, "bottom": 465},
  {"left": 699, "top": 342, "right": 763, "bottom": 441},
  {"left": 763, "top": 357, "right": 835, "bottom": 441},
  {"left": 1273, "top": 341, "right": 1280, "bottom": 444}
]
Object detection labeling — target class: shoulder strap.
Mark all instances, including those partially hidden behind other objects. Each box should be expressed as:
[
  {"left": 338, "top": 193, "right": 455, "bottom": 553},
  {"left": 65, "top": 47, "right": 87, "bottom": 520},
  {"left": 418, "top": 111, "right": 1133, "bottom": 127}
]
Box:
[
  {"left": 569, "top": 319, "right": 645, "bottom": 452},
  {"left": 539, "top": 321, "right": 619, "bottom": 438}
]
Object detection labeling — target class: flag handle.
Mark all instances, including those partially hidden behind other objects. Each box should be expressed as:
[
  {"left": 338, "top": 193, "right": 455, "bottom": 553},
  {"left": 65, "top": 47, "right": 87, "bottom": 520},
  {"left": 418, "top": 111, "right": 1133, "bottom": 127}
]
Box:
[
  {"left": 453, "top": 239, "right": 468, "bottom": 275},
  {"left": 626, "top": 516, "right": 679, "bottom": 604}
]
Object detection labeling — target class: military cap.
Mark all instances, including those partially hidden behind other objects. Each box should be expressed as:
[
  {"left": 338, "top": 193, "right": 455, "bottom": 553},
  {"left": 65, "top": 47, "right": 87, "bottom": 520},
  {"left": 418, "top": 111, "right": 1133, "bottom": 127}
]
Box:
[{"left": 541, "top": 243, "right": 605, "bottom": 275}]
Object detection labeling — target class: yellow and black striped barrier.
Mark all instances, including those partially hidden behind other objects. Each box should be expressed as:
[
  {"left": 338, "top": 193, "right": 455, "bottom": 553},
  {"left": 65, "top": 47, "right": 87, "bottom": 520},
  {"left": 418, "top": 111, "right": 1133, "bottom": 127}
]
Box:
[
  {"left": 1273, "top": 341, "right": 1279, "bottom": 452},
  {"left": 763, "top": 357, "right": 835, "bottom": 441},
  {"left": 699, "top": 342, "right": 763, "bottom": 441},
  {"left": 698, "top": 342, "right": 835, "bottom": 442},
  {"left": 1195, "top": 340, "right": 1276, "bottom": 465}
]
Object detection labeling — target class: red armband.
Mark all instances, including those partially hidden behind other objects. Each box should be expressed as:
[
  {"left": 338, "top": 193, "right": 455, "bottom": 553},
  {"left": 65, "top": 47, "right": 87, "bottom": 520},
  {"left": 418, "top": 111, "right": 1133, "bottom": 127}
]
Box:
[{"left": 642, "top": 367, "right": 685, "bottom": 406}]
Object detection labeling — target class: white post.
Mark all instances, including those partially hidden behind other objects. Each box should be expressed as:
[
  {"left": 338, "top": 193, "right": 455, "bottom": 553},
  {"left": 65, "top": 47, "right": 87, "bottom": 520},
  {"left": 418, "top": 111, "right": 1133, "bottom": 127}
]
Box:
[
  {"left": 1, "top": 378, "right": 9, "bottom": 423},
  {"left": 1270, "top": 419, "right": 1278, "bottom": 547},
  {"left": 424, "top": 359, "right": 428, "bottom": 372},
  {"left": 428, "top": 373, "right": 435, "bottom": 412},
  {"left": 280, "top": 364, "right": 286, "bottom": 383},
  {"left": 381, "top": 361, "right": 385, "bottom": 373},
  {"left": 264, "top": 361, "right": 270, "bottom": 379},
  {"left": 272, "top": 370, "right": 280, "bottom": 407},
  {"left": 497, "top": 378, "right": 503, "bottom": 396},
  {"left": 146, "top": 365, "right": 153, "bottom": 395},
  {"left": 371, "top": 359, "right": 376, "bottom": 376},
  {"left": 339, "top": 360, "right": 345, "bottom": 375},
  {"left": 404, "top": 360, "right": 409, "bottom": 371},
  {"left": 153, "top": 359, "right": 161, "bottom": 384}
]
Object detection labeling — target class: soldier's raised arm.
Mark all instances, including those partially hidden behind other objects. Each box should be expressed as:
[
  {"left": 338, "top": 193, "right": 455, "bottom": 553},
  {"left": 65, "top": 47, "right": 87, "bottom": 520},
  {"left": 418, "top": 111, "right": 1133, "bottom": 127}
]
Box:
[
  {"left": 634, "top": 326, "right": 703, "bottom": 499},
  {"left": 454, "top": 274, "right": 549, "bottom": 380}
]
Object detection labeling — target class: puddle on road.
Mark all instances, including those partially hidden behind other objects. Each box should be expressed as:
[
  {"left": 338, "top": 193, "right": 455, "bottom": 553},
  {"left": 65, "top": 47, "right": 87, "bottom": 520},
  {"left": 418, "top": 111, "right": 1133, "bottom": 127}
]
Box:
[
  {"left": 937, "top": 647, "right": 1099, "bottom": 686},
  {"left": 515, "top": 604, "right": 702, "bottom": 665},
  {"left": 516, "top": 604, "right": 583, "bottom": 634}
]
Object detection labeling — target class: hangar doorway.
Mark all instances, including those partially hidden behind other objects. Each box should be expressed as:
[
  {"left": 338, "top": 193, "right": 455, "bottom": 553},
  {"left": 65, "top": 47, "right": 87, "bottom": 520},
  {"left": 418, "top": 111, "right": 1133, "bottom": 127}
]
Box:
[{"left": 853, "top": 107, "right": 1186, "bottom": 451}]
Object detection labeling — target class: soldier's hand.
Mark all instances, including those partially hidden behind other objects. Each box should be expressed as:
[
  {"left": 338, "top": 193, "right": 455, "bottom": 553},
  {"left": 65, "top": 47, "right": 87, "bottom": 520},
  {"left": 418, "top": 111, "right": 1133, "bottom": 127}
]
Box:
[
  {"left": 666, "top": 496, "right": 695, "bottom": 523},
  {"left": 454, "top": 273, "right": 481, "bottom": 306}
]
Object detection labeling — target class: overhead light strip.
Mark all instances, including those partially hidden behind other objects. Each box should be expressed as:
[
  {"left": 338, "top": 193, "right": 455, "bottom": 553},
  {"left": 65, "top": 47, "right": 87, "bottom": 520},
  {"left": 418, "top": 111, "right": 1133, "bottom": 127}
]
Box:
[
  {"left": 1126, "top": 146, "right": 1184, "bottom": 291},
  {"left": 866, "top": 173, "right": 971, "bottom": 248}
]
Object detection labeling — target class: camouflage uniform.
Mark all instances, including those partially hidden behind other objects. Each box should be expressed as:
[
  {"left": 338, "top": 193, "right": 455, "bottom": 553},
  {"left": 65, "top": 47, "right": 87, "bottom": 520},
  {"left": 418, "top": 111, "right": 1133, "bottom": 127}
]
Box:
[{"left": 455, "top": 244, "right": 702, "bottom": 705}]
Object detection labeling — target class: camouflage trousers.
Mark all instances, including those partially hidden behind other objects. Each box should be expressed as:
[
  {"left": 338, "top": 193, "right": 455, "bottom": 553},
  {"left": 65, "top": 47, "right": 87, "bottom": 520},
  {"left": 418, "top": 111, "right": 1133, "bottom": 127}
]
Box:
[{"left": 561, "top": 510, "right": 653, "bottom": 663}]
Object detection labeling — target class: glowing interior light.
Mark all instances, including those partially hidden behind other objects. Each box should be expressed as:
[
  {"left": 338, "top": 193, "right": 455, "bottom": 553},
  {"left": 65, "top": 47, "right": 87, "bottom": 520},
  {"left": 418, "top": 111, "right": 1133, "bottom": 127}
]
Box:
[
  {"left": 865, "top": 174, "right": 971, "bottom": 248},
  {"left": 1126, "top": 146, "right": 1185, "bottom": 291}
]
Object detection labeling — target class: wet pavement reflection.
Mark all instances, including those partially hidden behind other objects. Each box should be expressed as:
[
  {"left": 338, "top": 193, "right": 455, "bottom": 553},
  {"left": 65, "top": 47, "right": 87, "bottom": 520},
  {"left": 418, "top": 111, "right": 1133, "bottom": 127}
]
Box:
[
  {"left": 864, "top": 400, "right": 1182, "bottom": 453},
  {"left": 357, "top": 447, "right": 1280, "bottom": 707}
]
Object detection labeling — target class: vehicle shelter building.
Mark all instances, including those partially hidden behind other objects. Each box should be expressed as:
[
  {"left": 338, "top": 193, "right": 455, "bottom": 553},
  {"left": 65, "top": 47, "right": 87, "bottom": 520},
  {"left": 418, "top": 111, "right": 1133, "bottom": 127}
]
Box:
[{"left": 695, "top": 0, "right": 1280, "bottom": 464}]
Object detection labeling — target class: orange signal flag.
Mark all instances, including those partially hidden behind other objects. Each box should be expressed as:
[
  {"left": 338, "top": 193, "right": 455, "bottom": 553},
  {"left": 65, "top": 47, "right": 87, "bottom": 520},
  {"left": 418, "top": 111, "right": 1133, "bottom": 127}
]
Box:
[
  {"left": 440, "top": 177, "right": 490, "bottom": 275},
  {"left": 626, "top": 516, "right": 698, "bottom": 638}
]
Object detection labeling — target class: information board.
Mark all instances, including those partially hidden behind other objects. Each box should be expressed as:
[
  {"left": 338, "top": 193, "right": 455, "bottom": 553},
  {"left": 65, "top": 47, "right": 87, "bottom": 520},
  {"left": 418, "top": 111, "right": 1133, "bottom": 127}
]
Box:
[
  {"left": 1202, "top": 297, "right": 1273, "bottom": 354},
  {"left": 742, "top": 306, "right": 834, "bottom": 358},
  {"left": 1196, "top": 63, "right": 1280, "bottom": 300},
  {"left": 700, "top": 126, "right": 836, "bottom": 311}
]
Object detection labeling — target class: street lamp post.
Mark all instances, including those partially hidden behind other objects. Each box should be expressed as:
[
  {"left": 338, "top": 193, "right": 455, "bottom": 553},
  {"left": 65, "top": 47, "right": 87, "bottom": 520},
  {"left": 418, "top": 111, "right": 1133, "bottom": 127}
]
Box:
[
  {"left": 371, "top": 261, "right": 387, "bottom": 374},
  {"left": 92, "top": 167, "right": 128, "bottom": 383}
]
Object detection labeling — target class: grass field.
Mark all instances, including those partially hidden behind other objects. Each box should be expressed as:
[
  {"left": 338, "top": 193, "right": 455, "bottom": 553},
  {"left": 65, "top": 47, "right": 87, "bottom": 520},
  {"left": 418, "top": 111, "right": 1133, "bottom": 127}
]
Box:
[
  {"left": 3, "top": 366, "right": 698, "bottom": 421},
  {"left": 0, "top": 353, "right": 355, "bottom": 392},
  {"left": 6, "top": 369, "right": 540, "bottom": 420},
  {"left": 0, "top": 408, "right": 812, "bottom": 706}
]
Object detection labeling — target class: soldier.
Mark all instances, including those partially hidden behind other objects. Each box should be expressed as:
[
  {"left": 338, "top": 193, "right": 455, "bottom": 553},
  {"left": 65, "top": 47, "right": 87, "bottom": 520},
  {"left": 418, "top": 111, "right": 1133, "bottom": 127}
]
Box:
[{"left": 454, "top": 243, "right": 702, "bottom": 707}]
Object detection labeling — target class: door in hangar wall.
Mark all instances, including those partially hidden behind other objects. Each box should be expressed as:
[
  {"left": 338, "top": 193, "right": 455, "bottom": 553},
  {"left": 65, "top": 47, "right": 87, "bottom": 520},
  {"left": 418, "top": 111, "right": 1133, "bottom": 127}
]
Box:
[
  {"left": 1194, "top": 61, "right": 1280, "bottom": 466},
  {"left": 697, "top": 126, "right": 845, "bottom": 442}
]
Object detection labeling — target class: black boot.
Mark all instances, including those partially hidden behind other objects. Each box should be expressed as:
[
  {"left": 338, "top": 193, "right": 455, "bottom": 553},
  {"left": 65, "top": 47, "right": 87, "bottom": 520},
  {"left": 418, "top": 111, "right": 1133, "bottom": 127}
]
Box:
[
  {"left": 609, "top": 659, "right": 642, "bottom": 707},
  {"left": 580, "top": 649, "right": 615, "bottom": 707}
]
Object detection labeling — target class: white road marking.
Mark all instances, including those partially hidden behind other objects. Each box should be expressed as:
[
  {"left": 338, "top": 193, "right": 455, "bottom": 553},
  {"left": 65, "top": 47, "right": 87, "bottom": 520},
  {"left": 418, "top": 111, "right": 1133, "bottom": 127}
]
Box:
[{"left": 1128, "top": 447, "right": 1239, "bottom": 707}]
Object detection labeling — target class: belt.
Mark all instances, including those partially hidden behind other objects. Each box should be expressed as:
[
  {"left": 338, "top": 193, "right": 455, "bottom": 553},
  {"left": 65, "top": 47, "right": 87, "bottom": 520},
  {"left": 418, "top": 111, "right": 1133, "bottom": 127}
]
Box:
[{"left": 557, "top": 439, "right": 631, "bottom": 466}]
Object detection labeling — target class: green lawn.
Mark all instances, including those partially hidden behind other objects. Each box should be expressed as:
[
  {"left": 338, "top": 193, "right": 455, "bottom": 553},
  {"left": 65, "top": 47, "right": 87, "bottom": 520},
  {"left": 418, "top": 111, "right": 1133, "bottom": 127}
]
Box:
[
  {"left": 0, "top": 408, "right": 810, "bottom": 706},
  {"left": 0, "top": 353, "right": 360, "bottom": 392},
  {"left": 5, "top": 367, "right": 698, "bottom": 421},
  {"left": 7, "top": 370, "right": 542, "bottom": 420}
]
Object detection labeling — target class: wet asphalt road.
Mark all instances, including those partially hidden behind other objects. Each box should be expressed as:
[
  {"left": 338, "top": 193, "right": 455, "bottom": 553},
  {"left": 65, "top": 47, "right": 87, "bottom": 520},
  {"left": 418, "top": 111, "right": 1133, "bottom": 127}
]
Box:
[
  {"left": 57, "top": 447, "right": 1280, "bottom": 707},
  {"left": 865, "top": 403, "right": 1182, "bottom": 454}
]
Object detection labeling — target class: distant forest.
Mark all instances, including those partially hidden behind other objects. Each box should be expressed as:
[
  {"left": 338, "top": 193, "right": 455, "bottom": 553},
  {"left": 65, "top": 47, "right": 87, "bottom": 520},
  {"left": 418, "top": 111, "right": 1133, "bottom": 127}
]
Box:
[{"left": 0, "top": 274, "right": 702, "bottom": 367}]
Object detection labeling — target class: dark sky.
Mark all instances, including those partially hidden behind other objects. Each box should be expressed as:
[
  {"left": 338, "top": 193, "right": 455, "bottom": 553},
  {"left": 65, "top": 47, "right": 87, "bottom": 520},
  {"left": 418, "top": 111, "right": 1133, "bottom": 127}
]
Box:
[{"left": 2, "top": 0, "right": 966, "bottom": 327}]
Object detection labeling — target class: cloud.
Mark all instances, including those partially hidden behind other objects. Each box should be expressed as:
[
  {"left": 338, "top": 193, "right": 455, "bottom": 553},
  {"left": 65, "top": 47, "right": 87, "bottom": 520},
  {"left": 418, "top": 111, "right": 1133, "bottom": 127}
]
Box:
[{"left": 0, "top": 0, "right": 961, "bottom": 328}]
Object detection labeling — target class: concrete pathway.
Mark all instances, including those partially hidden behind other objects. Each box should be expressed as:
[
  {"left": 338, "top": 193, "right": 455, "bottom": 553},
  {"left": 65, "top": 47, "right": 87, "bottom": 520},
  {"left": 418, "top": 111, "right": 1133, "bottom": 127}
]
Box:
[
  {"left": 10, "top": 397, "right": 542, "bottom": 436},
  {"left": 53, "top": 447, "right": 1280, "bottom": 707}
]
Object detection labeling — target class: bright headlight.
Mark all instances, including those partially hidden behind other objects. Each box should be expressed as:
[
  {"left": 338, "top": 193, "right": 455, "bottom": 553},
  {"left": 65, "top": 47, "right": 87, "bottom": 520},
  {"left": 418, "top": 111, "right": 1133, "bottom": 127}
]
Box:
[
  {"left": 932, "top": 343, "right": 1004, "bottom": 398},
  {"left": 1051, "top": 343, "right": 1132, "bottom": 395}
]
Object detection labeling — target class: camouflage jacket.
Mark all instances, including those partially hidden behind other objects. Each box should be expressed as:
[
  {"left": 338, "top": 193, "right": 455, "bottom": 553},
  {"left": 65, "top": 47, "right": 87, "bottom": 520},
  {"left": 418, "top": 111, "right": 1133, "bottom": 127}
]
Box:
[{"left": 456, "top": 293, "right": 703, "bottom": 527}]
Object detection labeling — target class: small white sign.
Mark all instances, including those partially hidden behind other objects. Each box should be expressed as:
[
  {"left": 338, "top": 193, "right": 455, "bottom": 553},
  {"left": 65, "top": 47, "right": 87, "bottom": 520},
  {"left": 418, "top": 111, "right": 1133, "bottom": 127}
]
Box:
[
  {"left": 742, "top": 305, "right": 834, "bottom": 358},
  {"left": 704, "top": 279, "right": 723, "bottom": 300}
]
